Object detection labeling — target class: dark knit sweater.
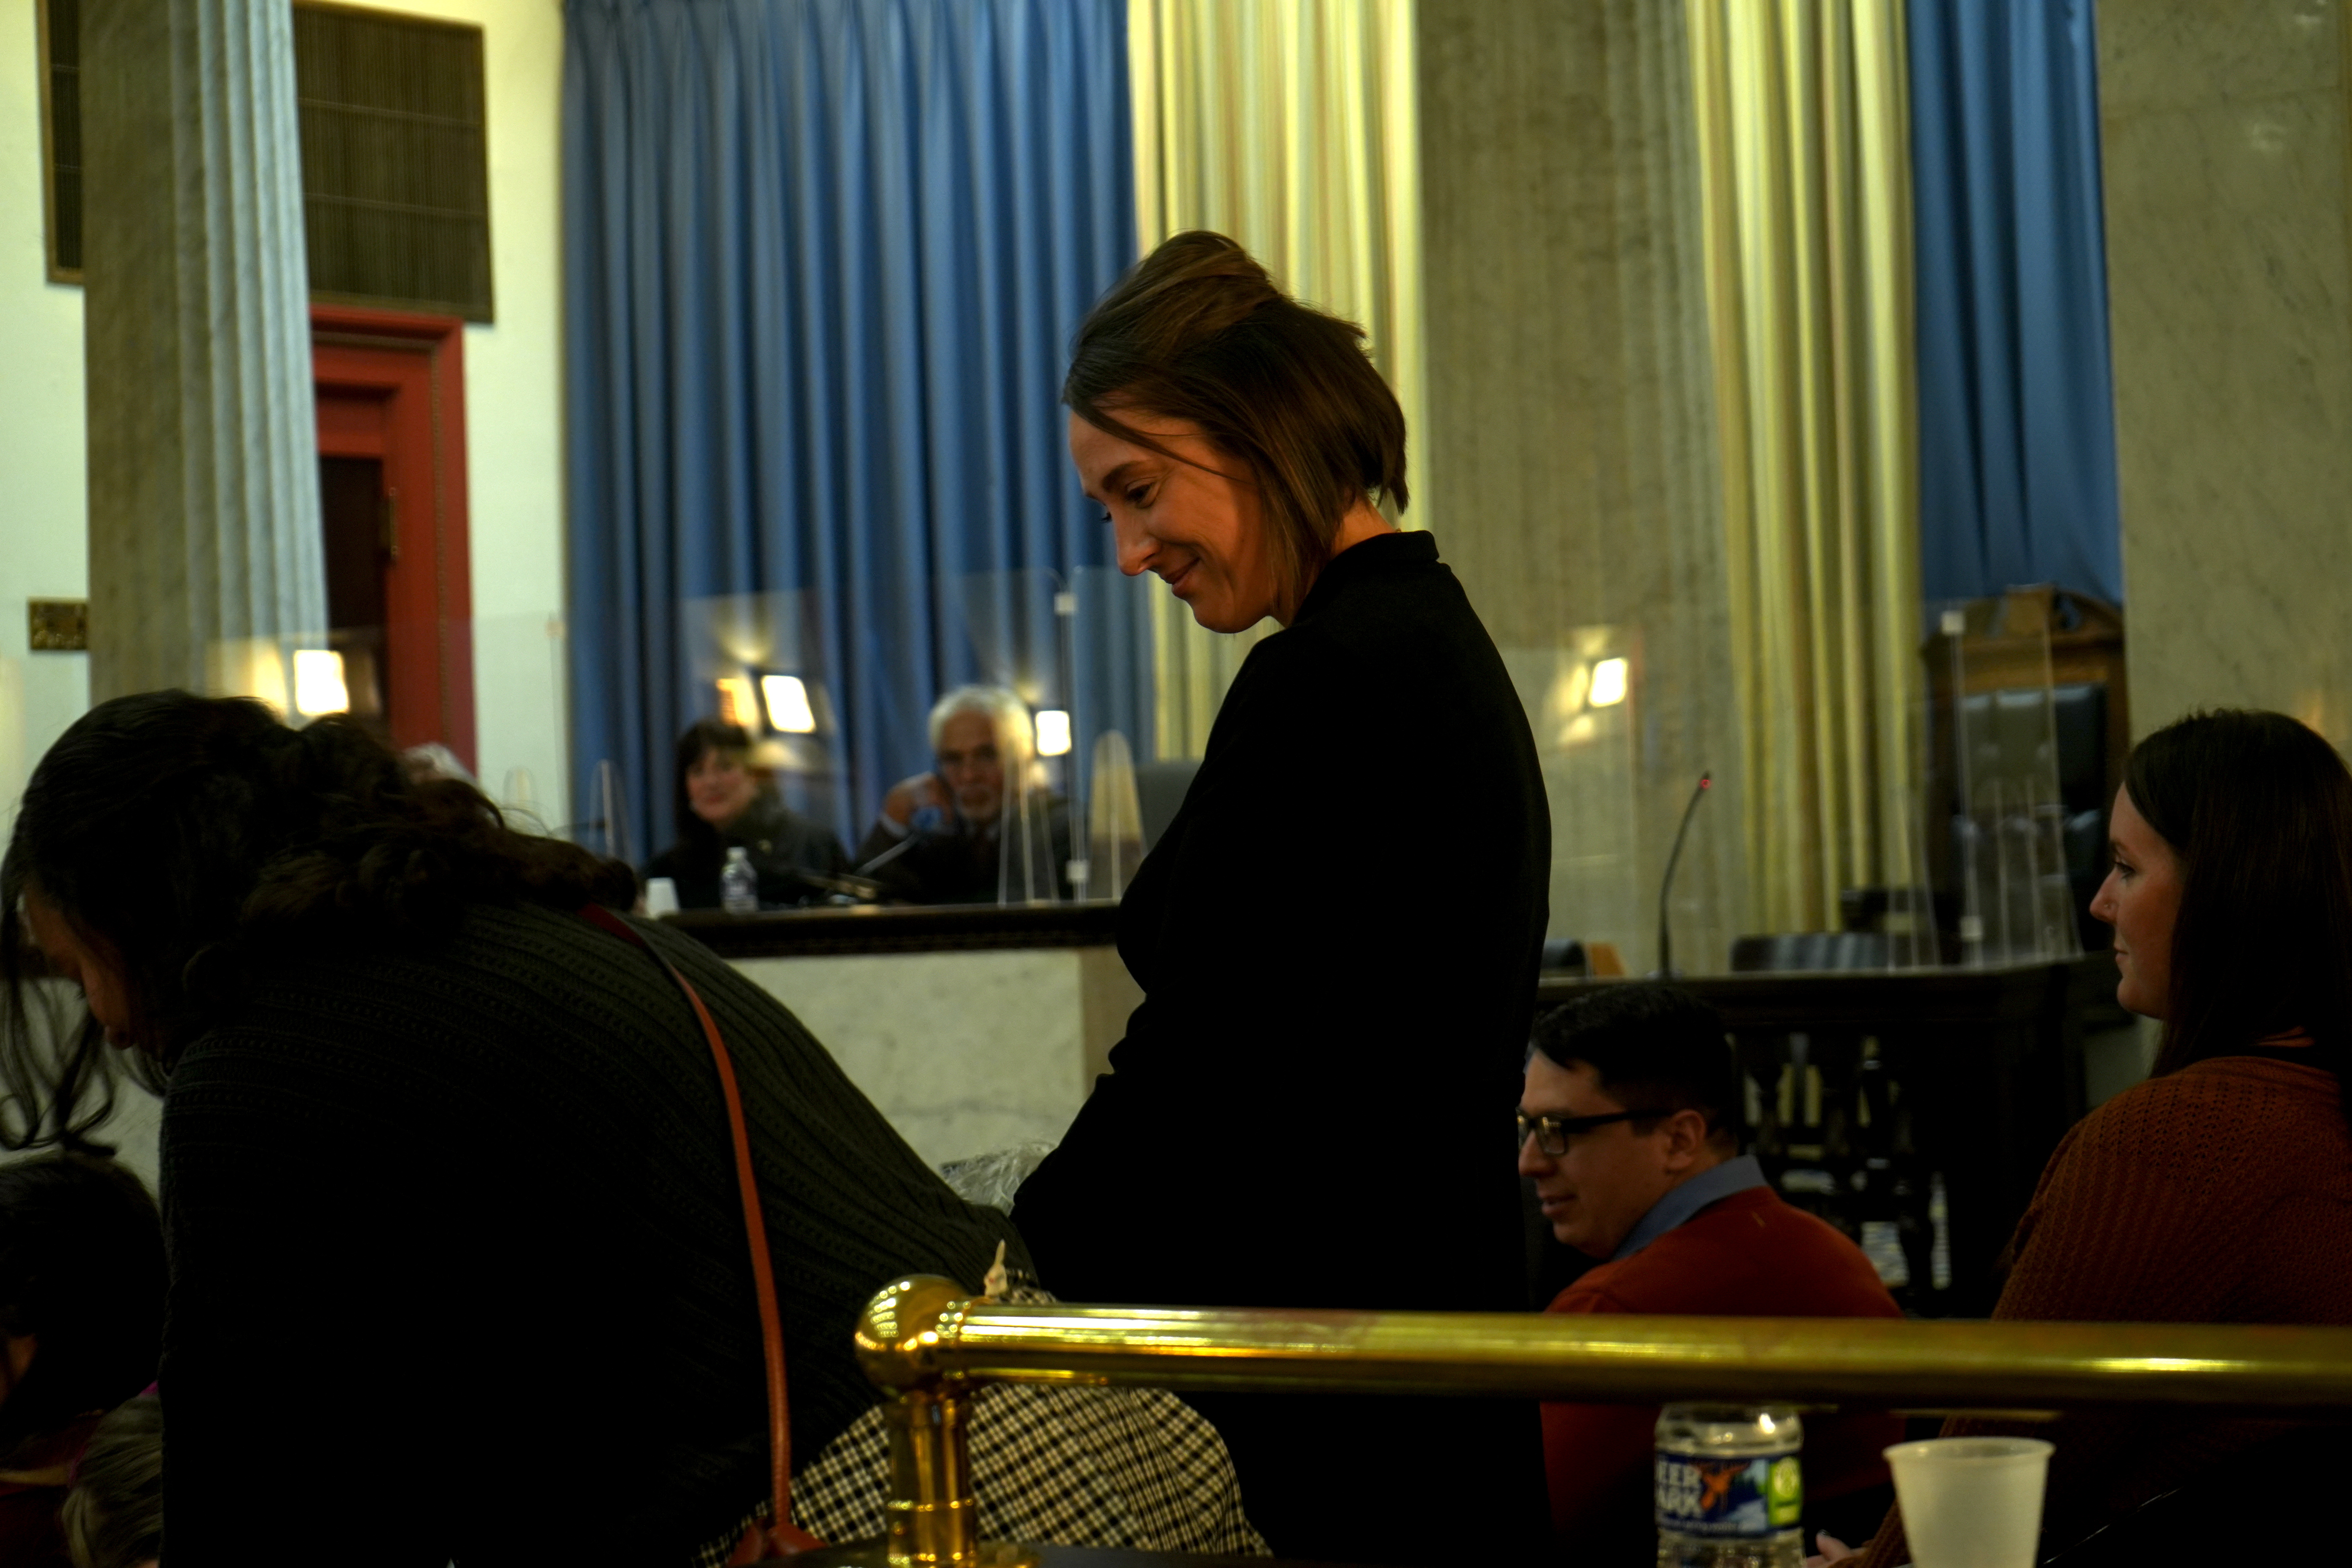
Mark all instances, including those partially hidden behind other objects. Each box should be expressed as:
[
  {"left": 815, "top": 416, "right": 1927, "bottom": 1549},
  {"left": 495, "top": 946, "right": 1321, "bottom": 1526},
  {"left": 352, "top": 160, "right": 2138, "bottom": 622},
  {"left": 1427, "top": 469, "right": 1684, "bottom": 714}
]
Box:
[
  {"left": 158, "top": 901, "right": 1024, "bottom": 1566},
  {"left": 1858, "top": 1054, "right": 2352, "bottom": 1566}
]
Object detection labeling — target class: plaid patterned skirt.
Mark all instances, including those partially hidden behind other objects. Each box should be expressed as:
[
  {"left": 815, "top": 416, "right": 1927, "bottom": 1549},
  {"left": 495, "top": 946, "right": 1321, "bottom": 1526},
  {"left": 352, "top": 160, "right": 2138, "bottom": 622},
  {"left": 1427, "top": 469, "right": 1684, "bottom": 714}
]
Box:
[{"left": 691, "top": 1381, "right": 1268, "bottom": 1565}]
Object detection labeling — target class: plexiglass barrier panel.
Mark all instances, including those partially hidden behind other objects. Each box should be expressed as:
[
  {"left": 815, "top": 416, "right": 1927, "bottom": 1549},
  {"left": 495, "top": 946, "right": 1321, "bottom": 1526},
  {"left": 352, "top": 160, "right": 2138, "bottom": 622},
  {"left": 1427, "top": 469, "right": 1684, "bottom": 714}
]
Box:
[
  {"left": 678, "top": 589, "right": 846, "bottom": 840},
  {"left": 1084, "top": 730, "right": 1145, "bottom": 901},
  {"left": 1938, "top": 599, "right": 2082, "bottom": 966},
  {"left": 203, "top": 611, "right": 570, "bottom": 838},
  {"left": 942, "top": 568, "right": 1155, "bottom": 904},
  {"left": 1502, "top": 631, "right": 1642, "bottom": 963}
]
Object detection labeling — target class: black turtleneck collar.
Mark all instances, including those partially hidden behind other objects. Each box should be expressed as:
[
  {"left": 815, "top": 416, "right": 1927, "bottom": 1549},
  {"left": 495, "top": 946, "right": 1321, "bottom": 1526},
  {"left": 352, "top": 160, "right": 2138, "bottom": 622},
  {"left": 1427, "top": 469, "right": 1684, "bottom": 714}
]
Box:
[{"left": 1290, "top": 529, "right": 1437, "bottom": 627}]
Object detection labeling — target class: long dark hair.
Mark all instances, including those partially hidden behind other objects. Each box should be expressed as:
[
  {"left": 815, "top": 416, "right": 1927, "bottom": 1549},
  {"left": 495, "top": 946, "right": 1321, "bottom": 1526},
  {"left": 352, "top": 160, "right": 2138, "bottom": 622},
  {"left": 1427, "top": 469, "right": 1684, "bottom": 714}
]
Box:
[
  {"left": 2125, "top": 710, "right": 2352, "bottom": 1079},
  {"left": 0, "top": 691, "right": 635, "bottom": 1147},
  {"left": 1063, "top": 230, "right": 1407, "bottom": 614},
  {"left": 0, "top": 1154, "right": 164, "bottom": 1464}
]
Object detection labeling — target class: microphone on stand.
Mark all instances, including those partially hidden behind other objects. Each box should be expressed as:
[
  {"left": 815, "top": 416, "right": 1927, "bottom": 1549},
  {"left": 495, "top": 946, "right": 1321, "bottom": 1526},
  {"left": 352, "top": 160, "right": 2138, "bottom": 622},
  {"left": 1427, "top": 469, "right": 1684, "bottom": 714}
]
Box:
[{"left": 1656, "top": 772, "right": 1711, "bottom": 978}]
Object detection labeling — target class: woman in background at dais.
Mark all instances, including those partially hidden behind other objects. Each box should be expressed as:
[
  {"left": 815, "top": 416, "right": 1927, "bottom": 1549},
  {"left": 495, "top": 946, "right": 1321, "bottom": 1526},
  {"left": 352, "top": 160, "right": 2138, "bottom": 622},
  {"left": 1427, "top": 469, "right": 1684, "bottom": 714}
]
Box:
[
  {"left": 1848, "top": 709, "right": 2352, "bottom": 1566},
  {"left": 1013, "top": 231, "right": 1553, "bottom": 1561},
  {"left": 645, "top": 717, "right": 851, "bottom": 909}
]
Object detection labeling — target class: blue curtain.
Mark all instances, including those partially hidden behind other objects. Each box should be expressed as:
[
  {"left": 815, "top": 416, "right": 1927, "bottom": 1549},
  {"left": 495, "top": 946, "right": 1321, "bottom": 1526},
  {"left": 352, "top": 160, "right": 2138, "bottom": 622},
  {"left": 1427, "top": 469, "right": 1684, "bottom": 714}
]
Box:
[
  {"left": 1909, "top": 0, "right": 2124, "bottom": 605},
  {"left": 564, "top": 0, "right": 1142, "bottom": 862}
]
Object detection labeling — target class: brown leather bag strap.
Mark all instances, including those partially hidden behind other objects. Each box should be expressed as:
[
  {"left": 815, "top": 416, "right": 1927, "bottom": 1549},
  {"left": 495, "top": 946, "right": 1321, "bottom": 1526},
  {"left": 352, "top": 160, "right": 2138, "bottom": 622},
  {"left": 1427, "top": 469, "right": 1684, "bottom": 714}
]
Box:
[{"left": 579, "top": 905, "right": 802, "bottom": 1544}]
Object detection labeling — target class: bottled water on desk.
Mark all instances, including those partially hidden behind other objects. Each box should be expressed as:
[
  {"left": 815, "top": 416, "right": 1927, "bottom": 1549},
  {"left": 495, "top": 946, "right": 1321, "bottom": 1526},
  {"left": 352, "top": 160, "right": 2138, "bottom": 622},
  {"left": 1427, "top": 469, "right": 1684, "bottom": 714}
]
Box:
[
  {"left": 720, "top": 846, "right": 759, "bottom": 915},
  {"left": 1655, "top": 1404, "right": 1804, "bottom": 1568}
]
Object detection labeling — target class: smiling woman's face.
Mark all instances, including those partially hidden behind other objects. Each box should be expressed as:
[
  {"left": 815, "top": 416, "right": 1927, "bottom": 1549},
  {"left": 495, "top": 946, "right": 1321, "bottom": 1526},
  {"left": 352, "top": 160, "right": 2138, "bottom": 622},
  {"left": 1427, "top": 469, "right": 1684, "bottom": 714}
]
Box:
[
  {"left": 686, "top": 747, "right": 761, "bottom": 829},
  {"left": 1069, "top": 410, "right": 1282, "bottom": 633},
  {"left": 21, "top": 889, "right": 139, "bottom": 1050}
]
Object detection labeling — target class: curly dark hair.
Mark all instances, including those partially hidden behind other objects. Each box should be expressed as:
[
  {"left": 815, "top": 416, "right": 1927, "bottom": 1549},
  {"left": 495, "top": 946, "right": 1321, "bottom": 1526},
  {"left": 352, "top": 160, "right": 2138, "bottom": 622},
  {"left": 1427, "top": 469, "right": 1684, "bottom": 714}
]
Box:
[{"left": 0, "top": 691, "right": 636, "bottom": 1149}]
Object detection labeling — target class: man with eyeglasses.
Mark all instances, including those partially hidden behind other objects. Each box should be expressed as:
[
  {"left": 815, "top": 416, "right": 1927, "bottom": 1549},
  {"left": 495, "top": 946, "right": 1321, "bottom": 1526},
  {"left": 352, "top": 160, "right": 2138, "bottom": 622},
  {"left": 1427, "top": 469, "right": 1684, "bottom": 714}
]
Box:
[{"left": 1519, "top": 982, "right": 1901, "bottom": 1563}]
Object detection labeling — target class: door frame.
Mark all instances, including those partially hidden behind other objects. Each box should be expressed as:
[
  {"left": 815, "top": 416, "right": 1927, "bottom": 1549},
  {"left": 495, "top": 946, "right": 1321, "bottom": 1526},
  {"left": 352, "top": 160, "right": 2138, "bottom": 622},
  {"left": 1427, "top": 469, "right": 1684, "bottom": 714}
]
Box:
[{"left": 311, "top": 304, "right": 477, "bottom": 770}]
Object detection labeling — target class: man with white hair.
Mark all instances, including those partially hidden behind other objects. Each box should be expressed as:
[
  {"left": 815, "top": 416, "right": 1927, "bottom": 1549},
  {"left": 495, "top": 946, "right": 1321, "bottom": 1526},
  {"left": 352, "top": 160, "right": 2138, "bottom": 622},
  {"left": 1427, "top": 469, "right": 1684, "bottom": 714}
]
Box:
[{"left": 855, "top": 685, "right": 1071, "bottom": 903}]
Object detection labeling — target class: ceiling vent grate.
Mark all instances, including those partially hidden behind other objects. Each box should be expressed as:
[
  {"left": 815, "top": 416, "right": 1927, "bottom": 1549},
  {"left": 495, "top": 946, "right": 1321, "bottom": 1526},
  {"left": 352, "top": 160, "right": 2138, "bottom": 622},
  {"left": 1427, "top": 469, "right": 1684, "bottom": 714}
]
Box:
[
  {"left": 39, "top": 0, "right": 82, "bottom": 280},
  {"left": 294, "top": 3, "right": 494, "bottom": 322}
]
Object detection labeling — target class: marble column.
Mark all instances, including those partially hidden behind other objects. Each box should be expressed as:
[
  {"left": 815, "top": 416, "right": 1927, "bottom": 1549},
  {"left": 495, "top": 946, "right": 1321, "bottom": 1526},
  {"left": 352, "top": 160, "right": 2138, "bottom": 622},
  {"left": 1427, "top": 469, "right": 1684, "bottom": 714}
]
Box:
[
  {"left": 2097, "top": 0, "right": 2352, "bottom": 744},
  {"left": 1418, "top": 0, "right": 1747, "bottom": 970},
  {"left": 80, "top": 0, "right": 325, "bottom": 705}
]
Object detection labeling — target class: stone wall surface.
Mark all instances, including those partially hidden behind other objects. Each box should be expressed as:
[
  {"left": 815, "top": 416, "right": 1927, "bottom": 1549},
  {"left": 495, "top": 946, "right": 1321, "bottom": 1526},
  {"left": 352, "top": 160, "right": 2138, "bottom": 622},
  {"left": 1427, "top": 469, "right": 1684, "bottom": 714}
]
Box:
[
  {"left": 732, "top": 947, "right": 1140, "bottom": 1169},
  {"left": 2099, "top": 0, "right": 2352, "bottom": 742},
  {"left": 1417, "top": 0, "right": 1745, "bottom": 969}
]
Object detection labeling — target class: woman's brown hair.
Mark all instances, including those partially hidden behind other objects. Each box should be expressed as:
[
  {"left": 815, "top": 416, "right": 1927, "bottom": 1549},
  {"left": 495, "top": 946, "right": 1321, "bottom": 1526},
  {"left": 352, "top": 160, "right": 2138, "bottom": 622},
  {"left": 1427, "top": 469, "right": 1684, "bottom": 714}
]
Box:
[
  {"left": 1063, "top": 231, "right": 1407, "bottom": 612},
  {"left": 2123, "top": 709, "right": 2352, "bottom": 1087}
]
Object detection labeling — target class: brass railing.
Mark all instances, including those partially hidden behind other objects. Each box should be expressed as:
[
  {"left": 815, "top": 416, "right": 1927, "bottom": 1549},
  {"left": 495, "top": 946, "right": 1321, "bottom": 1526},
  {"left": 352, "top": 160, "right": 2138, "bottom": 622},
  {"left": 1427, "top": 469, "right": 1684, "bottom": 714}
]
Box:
[{"left": 850, "top": 1274, "right": 2352, "bottom": 1567}]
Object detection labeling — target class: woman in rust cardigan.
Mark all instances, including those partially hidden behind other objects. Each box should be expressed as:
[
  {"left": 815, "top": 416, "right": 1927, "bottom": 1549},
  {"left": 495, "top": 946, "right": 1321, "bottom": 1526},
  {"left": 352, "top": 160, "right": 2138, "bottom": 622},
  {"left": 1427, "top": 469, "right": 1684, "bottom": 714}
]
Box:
[{"left": 1850, "top": 709, "right": 2352, "bottom": 1566}]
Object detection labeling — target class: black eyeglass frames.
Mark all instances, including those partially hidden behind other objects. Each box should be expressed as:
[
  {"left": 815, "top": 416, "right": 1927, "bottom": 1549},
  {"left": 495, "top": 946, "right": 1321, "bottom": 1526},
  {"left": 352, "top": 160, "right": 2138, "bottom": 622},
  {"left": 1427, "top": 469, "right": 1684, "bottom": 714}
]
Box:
[{"left": 1516, "top": 1109, "right": 1675, "bottom": 1156}]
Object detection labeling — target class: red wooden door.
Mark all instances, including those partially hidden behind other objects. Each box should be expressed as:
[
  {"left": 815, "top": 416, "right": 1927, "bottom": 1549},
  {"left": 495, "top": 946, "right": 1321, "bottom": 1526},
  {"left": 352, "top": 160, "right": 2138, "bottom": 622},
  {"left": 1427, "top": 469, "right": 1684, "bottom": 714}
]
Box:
[{"left": 311, "top": 305, "right": 477, "bottom": 770}]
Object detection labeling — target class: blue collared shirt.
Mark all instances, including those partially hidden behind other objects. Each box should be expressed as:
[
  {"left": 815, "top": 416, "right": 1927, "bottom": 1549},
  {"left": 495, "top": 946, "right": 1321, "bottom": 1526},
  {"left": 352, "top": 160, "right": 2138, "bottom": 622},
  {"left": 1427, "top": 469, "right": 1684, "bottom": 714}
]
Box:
[{"left": 1609, "top": 1154, "right": 1769, "bottom": 1263}]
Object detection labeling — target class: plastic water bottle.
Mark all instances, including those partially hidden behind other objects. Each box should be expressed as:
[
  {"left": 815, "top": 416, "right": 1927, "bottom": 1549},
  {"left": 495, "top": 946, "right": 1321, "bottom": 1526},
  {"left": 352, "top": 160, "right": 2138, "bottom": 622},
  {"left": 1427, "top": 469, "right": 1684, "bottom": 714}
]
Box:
[
  {"left": 720, "top": 846, "right": 759, "bottom": 915},
  {"left": 1655, "top": 1404, "right": 1804, "bottom": 1568}
]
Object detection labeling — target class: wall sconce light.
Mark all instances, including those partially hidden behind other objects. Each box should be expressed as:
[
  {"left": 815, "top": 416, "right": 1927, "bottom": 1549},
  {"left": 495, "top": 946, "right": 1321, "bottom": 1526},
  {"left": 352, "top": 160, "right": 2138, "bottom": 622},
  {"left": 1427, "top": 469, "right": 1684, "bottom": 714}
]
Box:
[
  {"left": 292, "top": 649, "right": 350, "bottom": 717},
  {"left": 1035, "top": 708, "right": 1072, "bottom": 757},
  {"left": 761, "top": 674, "right": 817, "bottom": 734},
  {"left": 1588, "top": 657, "right": 1629, "bottom": 708},
  {"left": 715, "top": 676, "right": 757, "bottom": 730}
]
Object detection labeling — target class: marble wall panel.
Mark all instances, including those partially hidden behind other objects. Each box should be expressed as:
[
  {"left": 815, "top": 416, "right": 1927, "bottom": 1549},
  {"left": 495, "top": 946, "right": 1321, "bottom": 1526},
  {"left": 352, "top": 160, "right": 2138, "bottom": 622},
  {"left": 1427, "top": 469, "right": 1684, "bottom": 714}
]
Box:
[
  {"left": 27, "top": 946, "right": 1145, "bottom": 1192},
  {"left": 2097, "top": 0, "right": 2338, "bottom": 116},
  {"left": 2100, "top": 0, "right": 2352, "bottom": 741},
  {"left": 732, "top": 948, "right": 1124, "bottom": 1168}
]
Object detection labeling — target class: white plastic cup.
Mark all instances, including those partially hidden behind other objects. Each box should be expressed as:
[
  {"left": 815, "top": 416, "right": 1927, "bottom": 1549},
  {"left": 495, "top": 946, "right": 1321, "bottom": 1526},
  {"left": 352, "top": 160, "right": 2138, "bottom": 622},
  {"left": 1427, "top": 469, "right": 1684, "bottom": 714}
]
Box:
[
  {"left": 1884, "top": 1436, "right": 2053, "bottom": 1568},
  {"left": 643, "top": 877, "right": 681, "bottom": 918}
]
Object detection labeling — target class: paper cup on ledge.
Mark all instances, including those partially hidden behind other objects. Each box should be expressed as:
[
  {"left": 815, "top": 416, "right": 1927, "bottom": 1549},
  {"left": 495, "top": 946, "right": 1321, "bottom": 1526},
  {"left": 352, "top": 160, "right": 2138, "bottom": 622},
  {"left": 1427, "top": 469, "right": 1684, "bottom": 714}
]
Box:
[
  {"left": 644, "top": 877, "right": 681, "bottom": 918},
  {"left": 1884, "top": 1436, "right": 2053, "bottom": 1568}
]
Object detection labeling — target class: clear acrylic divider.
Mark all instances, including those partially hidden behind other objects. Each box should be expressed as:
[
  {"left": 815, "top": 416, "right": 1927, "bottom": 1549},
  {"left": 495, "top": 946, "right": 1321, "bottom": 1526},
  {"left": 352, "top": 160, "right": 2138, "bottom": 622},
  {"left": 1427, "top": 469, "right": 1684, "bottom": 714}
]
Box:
[
  {"left": 1084, "top": 729, "right": 1144, "bottom": 900},
  {"left": 588, "top": 758, "right": 633, "bottom": 867},
  {"left": 1939, "top": 597, "right": 2081, "bottom": 967},
  {"left": 1499, "top": 629, "right": 1641, "bottom": 965},
  {"left": 678, "top": 589, "right": 845, "bottom": 842},
  {"left": 940, "top": 567, "right": 1158, "bottom": 905}
]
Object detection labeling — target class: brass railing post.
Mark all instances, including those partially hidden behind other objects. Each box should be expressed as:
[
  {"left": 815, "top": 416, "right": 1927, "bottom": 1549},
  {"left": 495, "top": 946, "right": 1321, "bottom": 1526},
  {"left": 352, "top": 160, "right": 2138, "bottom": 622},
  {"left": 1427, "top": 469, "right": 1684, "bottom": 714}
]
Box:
[
  {"left": 855, "top": 1275, "right": 994, "bottom": 1568},
  {"left": 880, "top": 1383, "right": 979, "bottom": 1566}
]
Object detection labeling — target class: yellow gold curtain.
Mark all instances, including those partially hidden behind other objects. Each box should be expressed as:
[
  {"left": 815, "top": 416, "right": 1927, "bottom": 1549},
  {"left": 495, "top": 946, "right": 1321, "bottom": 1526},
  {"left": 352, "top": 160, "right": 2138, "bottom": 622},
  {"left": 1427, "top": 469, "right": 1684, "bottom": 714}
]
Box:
[
  {"left": 1127, "top": 0, "right": 1423, "bottom": 758},
  {"left": 1686, "top": 0, "right": 1923, "bottom": 933}
]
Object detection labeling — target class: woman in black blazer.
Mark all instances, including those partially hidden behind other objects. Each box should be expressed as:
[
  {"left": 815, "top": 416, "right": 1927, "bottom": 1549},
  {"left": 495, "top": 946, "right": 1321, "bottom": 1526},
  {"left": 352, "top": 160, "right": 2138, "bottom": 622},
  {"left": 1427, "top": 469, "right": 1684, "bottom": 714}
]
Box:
[{"left": 1013, "top": 231, "right": 1553, "bottom": 1562}]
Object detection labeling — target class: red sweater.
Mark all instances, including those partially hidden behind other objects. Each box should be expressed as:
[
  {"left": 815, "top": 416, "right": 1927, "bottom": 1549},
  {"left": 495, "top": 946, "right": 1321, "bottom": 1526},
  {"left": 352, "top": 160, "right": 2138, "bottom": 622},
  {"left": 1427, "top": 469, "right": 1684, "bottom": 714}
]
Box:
[
  {"left": 1859, "top": 1054, "right": 2352, "bottom": 1566},
  {"left": 1543, "top": 1184, "right": 1903, "bottom": 1557}
]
